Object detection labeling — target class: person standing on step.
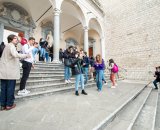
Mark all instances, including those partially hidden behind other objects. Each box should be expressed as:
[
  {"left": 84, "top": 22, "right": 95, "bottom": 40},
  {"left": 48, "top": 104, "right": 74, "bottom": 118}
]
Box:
[
  {"left": 71, "top": 51, "right": 88, "bottom": 96},
  {"left": 63, "top": 46, "right": 74, "bottom": 84},
  {"left": 83, "top": 52, "right": 90, "bottom": 84},
  {"left": 153, "top": 66, "right": 160, "bottom": 89},
  {"left": 108, "top": 59, "right": 118, "bottom": 88},
  {"left": 0, "top": 34, "right": 30, "bottom": 110},
  {"left": 93, "top": 54, "right": 105, "bottom": 92},
  {"left": 18, "top": 37, "right": 37, "bottom": 96}
]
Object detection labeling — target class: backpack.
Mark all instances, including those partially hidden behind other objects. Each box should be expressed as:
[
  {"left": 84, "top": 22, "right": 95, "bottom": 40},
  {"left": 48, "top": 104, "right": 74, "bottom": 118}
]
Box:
[
  {"left": 111, "top": 64, "right": 119, "bottom": 73},
  {"left": 0, "top": 42, "right": 5, "bottom": 58}
]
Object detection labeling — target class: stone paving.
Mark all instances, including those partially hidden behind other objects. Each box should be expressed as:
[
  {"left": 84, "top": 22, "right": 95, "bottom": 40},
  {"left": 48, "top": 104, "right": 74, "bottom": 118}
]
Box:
[{"left": 0, "top": 81, "right": 147, "bottom": 130}]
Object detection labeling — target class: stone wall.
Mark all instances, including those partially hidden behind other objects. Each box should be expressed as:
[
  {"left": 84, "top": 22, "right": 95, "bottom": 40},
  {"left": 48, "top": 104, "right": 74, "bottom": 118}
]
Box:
[{"left": 105, "top": 0, "right": 160, "bottom": 81}]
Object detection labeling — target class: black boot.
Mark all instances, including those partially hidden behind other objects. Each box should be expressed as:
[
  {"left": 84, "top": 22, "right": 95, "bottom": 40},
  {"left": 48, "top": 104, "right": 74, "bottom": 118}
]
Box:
[
  {"left": 81, "top": 90, "right": 88, "bottom": 95},
  {"left": 75, "top": 91, "right": 79, "bottom": 96}
]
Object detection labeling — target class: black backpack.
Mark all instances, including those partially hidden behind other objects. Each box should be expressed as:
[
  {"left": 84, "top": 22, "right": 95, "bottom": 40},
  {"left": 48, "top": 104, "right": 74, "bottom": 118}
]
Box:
[{"left": 0, "top": 42, "right": 5, "bottom": 58}]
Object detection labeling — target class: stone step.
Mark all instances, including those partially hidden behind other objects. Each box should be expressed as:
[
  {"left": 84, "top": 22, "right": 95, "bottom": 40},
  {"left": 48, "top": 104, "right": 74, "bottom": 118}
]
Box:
[
  {"left": 19, "top": 72, "right": 111, "bottom": 80},
  {"left": 20, "top": 72, "right": 64, "bottom": 76},
  {"left": 92, "top": 83, "right": 149, "bottom": 130},
  {"left": 15, "top": 82, "right": 96, "bottom": 101},
  {"left": 155, "top": 89, "right": 160, "bottom": 130},
  {"left": 103, "top": 87, "right": 152, "bottom": 130},
  {"left": 21, "top": 71, "right": 64, "bottom": 74},
  {"left": 34, "top": 63, "right": 63, "bottom": 67},
  {"left": 35, "top": 62, "right": 61, "bottom": 65},
  {"left": 33, "top": 66, "right": 64, "bottom": 69},
  {"left": 132, "top": 89, "right": 159, "bottom": 130},
  {"left": 23, "top": 75, "right": 66, "bottom": 80},
  {"left": 15, "top": 78, "right": 95, "bottom": 88},
  {"left": 15, "top": 78, "right": 124, "bottom": 102},
  {"left": 21, "top": 68, "right": 64, "bottom": 72}
]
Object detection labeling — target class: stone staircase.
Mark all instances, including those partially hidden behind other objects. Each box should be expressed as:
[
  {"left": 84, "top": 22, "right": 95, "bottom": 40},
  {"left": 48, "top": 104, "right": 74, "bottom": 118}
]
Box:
[
  {"left": 15, "top": 62, "right": 124, "bottom": 101},
  {"left": 92, "top": 81, "right": 159, "bottom": 130},
  {"left": 15, "top": 62, "right": 160, "bottom": 130}
]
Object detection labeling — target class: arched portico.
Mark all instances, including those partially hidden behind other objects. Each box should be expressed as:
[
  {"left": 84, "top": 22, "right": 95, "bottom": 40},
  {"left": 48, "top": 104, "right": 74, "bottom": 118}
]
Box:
[{"left": 88, "top": 17, "right": 105, "bottom": 59}]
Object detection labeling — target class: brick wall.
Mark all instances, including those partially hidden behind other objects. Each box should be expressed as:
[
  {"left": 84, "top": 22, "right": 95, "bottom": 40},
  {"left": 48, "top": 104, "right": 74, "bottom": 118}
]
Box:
[{"left": 105, "top": 0, "right": 160, "bottom": 81}]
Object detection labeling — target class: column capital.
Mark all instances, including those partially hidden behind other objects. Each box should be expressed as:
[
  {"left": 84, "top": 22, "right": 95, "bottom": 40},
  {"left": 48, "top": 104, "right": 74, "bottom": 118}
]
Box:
[
  {"left": 83, "top": 26, "right": 89, "bottom": 31},
  {"left": 54, "top": 8, "right": 61, "bottom": 16}
]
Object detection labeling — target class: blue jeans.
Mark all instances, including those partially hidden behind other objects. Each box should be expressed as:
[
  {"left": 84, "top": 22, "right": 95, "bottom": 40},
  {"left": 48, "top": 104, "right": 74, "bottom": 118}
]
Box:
[
  {"left": 45, "top": 52, "right": 49, "bottom": 62},
  {"left": 102, "top": 70, "right": 106, "bottom": 82},
  {"left": 40, "top": 48, "right": 46, "bottom": 58},
  {"left": 75, "top": 74, "right": 84, "bottom": 91},
  {"left": 1, "top": 80, "right": 16, "bottom": 107},
  {"left": 96, "top": 70, "right": 104, "bottom": 91},
  {"left": 83, "top": 67, "right": 89, "bottom": 84},
  {"left": 153, "top": 79, "right": 159, "bottom": 88},
  {"left": 64, "top": 66, "right": 71, "bottom": 80},
  {"left": 32, "top": 48, "right": 39, "bottom": 61}
]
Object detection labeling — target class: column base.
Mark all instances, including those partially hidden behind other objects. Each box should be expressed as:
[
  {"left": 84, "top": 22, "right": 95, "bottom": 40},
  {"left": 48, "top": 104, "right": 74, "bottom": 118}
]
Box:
[{"left": 52, "top": 59, "right": 61, "bottom": 64}]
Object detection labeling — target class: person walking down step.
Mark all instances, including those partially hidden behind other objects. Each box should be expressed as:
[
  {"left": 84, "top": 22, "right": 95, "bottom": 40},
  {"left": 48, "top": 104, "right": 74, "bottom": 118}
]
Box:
[
  {"left": 0, "top": 34, "right": 30, "bottom": 111},
  {"left": 71, "top": 51, "right": 88, "bottom": 96},
  {"left": 153, "top": 66, "right": 160, "bottom": 89},
  {"left": 18, "top": 37, "right": 38, "bottom": 96},
  {"left": 108, "top": 59, "right": 119, "bottom": 88},
  {"left": 93, "top": 54, "right": 105, "bottom": 92}
]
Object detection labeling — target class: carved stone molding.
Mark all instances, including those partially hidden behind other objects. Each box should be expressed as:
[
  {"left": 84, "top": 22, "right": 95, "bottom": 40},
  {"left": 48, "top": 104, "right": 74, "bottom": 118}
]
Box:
[{"left": 0, "top": 2, "right": 35, "bottom": 28}]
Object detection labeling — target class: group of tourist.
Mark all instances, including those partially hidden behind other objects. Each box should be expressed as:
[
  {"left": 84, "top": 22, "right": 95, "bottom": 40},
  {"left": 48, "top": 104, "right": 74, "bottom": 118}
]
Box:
[
  {"left": 0, "top": 33, "right": 119, "bottom": 111},
  {"left": 62, "top": 46, "right": 119, "bottom": 96}
]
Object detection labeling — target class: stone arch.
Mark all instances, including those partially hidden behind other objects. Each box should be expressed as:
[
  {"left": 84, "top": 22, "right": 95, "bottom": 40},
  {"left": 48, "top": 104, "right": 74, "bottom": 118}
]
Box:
[
  {"left": 60, "top": 0, "right": 86, "bottom": 27},
  {"left": 88, "top": 18, "right": 103, "bottom": 37}
]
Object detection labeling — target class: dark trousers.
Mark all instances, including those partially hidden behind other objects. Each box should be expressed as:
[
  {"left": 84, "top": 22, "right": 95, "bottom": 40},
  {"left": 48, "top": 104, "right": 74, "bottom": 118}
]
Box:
[
  {"left": 1, "top": 80, "right": 16, "bottom": 107},
  {"left": 153, "top": 79, "right": 159, "bottom": 89},
  {"left": 20, "top": 61, "right": 32, "bottom": 90}
]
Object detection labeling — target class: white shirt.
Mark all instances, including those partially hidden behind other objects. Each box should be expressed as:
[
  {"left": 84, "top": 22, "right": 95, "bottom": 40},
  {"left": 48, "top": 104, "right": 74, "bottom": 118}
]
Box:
[{"left": 22, "top": 43, "right": 34, "bottom": 63}]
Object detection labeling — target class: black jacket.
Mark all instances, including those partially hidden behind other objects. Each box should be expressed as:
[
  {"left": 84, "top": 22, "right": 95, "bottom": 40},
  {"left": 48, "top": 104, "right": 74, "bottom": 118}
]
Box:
[
  {"left": 71, "top": 58, "right": 84, "bottom": 75},
  {"left": 83, "top": 56, "right": 90, "bottom": 68},
  {"left": 63, "top": 50, "right": 74, "bottom": 67}
]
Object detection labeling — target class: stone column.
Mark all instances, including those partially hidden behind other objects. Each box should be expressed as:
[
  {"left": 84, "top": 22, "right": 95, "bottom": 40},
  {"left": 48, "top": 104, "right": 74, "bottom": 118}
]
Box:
[
  {"left": 93, "top": 40, "right": 96, "bottom": 57},
  {"left": 0, "top": 23, "right": 4, "bottom": 44},
  {"left": 83, "top": 26, "right": 89, "bottom": 54},
  {"left": 100, "top": 37, "right": 106, "bottom": 60},
  {"left": 53, "top": 8, "right": 61, "bottom": 63}
]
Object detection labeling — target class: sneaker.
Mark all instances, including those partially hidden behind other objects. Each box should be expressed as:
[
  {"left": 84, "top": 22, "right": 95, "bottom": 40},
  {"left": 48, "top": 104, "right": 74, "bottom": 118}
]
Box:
[
  {"left": 17, "top": 89, "right": 30, "bottom": 96},
  {"left": 24, "top": 89, "right": 30, "bottom": 93},
  {"left": 6, "top": 104, "right": 16, "bottom": 111},
  {"left": 111, "top": 86, "right": 116, "bottom": 88},
  {"left": 115, "top": 83, "right": 118, "bottom": 86},
  {"left": 65, "top": 80, "right": 69, "bottom": 84},
  {"left": 81, "top": 90, "right": 88, "bottom": 95},
  {"left": 75, "top": 91, "right": 79, "bottom": 96},
  {"left": 67, "top": 80, "right": 72, "bottom": 83}
]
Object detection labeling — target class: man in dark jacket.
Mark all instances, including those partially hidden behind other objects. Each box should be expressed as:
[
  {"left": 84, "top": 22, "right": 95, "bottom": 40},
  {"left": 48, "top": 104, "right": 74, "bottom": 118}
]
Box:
[
  {"left": 63, "top": 46, "right": 74, "bottom": 84},
  {"left": 153, "top": 66, "right": 160, "bottom": 89}
]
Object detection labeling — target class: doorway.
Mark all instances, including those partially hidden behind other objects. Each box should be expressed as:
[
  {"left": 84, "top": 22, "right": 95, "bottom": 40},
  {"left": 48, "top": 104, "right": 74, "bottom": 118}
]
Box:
[{"left": 89, "top": 47, "right": 93, "bottom": 57}]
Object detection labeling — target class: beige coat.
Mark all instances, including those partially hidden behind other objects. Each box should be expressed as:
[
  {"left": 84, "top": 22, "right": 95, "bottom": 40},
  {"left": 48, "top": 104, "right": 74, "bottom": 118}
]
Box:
[{"left": 0, "top": 43, "right": 27, "bottom": 79}]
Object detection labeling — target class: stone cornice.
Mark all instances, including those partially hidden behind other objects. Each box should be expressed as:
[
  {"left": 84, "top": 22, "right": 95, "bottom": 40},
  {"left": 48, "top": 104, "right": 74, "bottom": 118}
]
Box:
[{"left": 87, "top": 0, "right": 105, "bottom": 16}]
